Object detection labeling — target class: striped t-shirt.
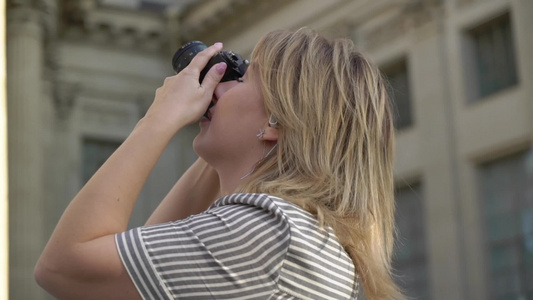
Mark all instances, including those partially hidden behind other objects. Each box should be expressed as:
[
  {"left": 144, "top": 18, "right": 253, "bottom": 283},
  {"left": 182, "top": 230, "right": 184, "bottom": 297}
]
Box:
[{"left": 116, "top": 193, "right": 359, "bottom": 299}]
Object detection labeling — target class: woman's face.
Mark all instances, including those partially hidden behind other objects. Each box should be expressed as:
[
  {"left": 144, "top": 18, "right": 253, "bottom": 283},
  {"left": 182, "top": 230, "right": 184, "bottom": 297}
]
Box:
[{"left": 193, "top": 67, "right": 267, "bottom": 165}]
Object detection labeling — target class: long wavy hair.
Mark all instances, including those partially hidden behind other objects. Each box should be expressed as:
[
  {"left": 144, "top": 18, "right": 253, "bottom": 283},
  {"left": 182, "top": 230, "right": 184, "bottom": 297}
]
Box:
[{"left": 238, "top": 28, "right": 402, "bottom": 299}]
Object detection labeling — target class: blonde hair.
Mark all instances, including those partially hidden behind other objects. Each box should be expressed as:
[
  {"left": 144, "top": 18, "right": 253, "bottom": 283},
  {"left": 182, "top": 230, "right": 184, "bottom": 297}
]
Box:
[{"left": 239, "top": 28, "right": 402, "bottom": 299}]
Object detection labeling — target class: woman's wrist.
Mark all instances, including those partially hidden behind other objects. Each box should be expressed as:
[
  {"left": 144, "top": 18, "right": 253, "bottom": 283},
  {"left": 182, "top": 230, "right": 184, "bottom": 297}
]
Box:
[{"left": 135, "top": 114, "right": 186, "bottom": 141}]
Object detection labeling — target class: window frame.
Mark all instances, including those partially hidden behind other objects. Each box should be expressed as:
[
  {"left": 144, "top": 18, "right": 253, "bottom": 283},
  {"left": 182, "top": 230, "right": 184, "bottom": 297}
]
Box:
[
  {"left": 462, "top": 12, "right": 519, "bottom": 103},
  {"left": 381, "top": 57, "right": 414, "bottom": 130},
  {"left": 477, "top": 149, "right": 533, "bottom": 300}
]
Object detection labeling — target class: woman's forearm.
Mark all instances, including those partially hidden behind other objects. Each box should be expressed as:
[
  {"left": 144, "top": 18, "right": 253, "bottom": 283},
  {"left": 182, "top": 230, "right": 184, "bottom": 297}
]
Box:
[
  {"left": 40, "top": 42, "right": 225, "bottom": 259},
  {"left": 145, "top": 158, "right": 220, "bottom": 225},
  {"left": 35, "top": 44, "right": 227, "bottom": 298}
]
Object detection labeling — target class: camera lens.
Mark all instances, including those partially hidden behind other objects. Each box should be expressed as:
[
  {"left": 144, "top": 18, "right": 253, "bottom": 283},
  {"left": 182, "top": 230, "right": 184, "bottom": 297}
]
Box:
[
  {"left": 172, "top": 41, "right": 207, "bottom": 74},
  {"left": 171, "top": 41, "right": 249, "bottom": 119}
]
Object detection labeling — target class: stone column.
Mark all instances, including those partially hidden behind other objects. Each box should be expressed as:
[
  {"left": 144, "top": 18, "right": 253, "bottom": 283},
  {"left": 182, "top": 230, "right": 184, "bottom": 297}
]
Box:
[
  {"left": 44, "top": 82, "right": 78, "bottom": 236},
  {"left": 403, "top": 3, "right": 466, "bottom": 299},
  {"left": 6, "top": 4, "right": 47, "bottom": 300}
]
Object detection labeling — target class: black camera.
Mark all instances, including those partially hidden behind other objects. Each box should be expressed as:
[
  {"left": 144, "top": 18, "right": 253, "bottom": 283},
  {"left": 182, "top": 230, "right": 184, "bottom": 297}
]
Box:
[
  {"left": 172, "top": 41, "right": 248, "bottom": 83},
  {"left": 172, "top": 41, "right": 249, "bottom": 119}
]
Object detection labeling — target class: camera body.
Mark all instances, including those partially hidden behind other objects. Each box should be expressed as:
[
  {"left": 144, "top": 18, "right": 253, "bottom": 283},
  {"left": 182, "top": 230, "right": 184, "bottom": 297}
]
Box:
[
  {"left": 172, "top": 41, "right": 248, "bottom": 83},
  {"left": 172, "top": 41, "right": 249, "bottom": 119}
]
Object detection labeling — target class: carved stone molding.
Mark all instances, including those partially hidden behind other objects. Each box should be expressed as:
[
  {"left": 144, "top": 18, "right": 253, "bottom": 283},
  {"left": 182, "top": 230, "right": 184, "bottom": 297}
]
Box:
[
  {"left": 54, "top": 82, "right": 80, "bottom": 120},
  {"left": 320, "top": 20, "right": 355, "bottom": 40},
  {"left": 7, "top": 1, "right": 44, "bottom": 29},
  {"left": 58, "top": 0, "right": 95, "bottom": 30},
  {"left": 7, "top": 0, "right": 43, "bottom": 10},
  {"left": 361, "top": 0, "right": 443, "bottom": 50},
  {"left": 7, "top": 0, "right": 59, "bottom": 74},
  {"left": 181, "top": 0, "right": 295, "bottom": 43},
  {"left": 58, "top": 1, "right": 170, "bottom": 53},
  {"left": 80, "top": 99, "right": 137, "bottom": 134},
  {"left": 457, "top": 0, "right": 484, "bottom": 8},
  {"left": 82, "top": 104, "right": 131, "bottom": 128}
]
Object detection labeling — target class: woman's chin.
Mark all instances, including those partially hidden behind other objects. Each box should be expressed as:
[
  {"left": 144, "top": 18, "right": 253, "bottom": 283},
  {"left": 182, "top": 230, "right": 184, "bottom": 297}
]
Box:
[
  {"left": 192, "top": 134, "right": 202, "bottom": 154},
  {"left": 192, "top": 132, "right": 210, "bottom": 160}
]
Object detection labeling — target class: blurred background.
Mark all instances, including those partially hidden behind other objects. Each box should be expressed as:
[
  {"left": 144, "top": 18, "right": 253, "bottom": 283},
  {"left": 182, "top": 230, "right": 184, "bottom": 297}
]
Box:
[{"left": 5, "top": 0, "right": 533, "bottom": 299}]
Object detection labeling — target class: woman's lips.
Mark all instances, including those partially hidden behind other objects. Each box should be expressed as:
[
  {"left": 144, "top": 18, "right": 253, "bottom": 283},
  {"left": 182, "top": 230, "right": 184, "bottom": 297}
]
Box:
[
  {"left": 200, "top": 108, "right": 213, "bottom": 124},
  {"left": 200, "top": 116, "right": 210, "bottom": 126},
  {"left": 204, "top": 95, "right": 217, "bottom": 121}
]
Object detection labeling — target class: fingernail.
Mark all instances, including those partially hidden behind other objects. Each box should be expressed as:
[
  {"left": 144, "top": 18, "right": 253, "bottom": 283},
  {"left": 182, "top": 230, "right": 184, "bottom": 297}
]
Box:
[
  {"left": 214, "top": 42, "right": 223, "bottom": 48},
  {"left": 216, "top": 62, "right": 227, "bottom": 74}
]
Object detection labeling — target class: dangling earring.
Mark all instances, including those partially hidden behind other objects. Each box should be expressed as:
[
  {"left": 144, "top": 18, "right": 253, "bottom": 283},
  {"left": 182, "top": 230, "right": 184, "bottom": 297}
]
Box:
[
  {"left": 240, "top": 143, "right": 278, "bottom": 180},
  {"left": 268, "top": 115, "right": 278, "bottom": 128},
  {"left": 256, "top": 128, "right": 265, "bottom": 139}
]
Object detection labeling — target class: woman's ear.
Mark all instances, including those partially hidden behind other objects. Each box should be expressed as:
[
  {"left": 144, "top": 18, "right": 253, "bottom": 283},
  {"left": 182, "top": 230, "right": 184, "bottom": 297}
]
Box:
[{"left": 259, "top": 126, "right": 278, "bottom": 142}]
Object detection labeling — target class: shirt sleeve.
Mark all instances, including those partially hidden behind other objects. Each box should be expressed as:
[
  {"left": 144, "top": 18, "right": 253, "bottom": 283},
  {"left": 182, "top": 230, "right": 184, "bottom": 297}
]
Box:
[{"left": 115, "top": 202, "right": 291, "bottom": 300}]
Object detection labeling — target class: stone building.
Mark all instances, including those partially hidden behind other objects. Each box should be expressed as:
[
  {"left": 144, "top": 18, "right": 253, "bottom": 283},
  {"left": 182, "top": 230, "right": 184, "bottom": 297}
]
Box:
[{"left": 6, "top": 0, "right": 532, "bottom": 299}]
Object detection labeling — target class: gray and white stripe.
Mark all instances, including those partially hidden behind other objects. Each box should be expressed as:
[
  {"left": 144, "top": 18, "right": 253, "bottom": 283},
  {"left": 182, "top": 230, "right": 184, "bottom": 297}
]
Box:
[{"left": 116, "top": 193, "right": 358, "bottom": 299}]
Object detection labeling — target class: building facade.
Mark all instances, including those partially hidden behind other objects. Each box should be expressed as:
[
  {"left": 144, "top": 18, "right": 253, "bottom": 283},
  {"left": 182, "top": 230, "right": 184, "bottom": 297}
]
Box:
[{"left": 6, "top": 0, "right": 533, "bottom": 299}]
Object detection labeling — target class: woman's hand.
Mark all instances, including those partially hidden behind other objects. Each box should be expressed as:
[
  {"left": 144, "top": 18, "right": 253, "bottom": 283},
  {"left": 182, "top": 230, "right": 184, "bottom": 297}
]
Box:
[{"left": 143, "top": 43, "right": 227, "bottom": 134}]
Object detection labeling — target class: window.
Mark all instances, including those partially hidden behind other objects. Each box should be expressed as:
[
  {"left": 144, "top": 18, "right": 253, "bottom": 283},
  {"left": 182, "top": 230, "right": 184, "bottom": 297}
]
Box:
[
  {"left": 382, "top": 59, "right": 413, "bottom": 130},
  {"left": 393, "top": 183, "right": 430, "bottom": 299},
  {"left": 467, "top": 13, "right": 518, "bottom": 101},
  {"left": 479, "top": 150, "right": 533, "bottom": 300},
  {"left": 82, "top": 138, "right": 121, "bottom": 183}
]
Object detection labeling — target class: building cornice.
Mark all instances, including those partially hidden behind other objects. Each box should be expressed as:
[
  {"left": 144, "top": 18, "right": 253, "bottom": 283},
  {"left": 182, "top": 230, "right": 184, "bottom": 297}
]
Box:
[
  {"left": 180, "top": 0, "right": 296, "bottom": 44},
  {"left": 58, "top": 0, "right": 173, "bottom": 54},
  {"left": 357, "top": 0, "right": 444, "bottom": 51}
]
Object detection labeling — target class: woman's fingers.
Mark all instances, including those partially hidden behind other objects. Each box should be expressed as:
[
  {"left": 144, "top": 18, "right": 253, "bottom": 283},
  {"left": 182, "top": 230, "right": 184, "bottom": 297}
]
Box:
[
  {"left": 143, "top": 43, "right": 228, "bottom": 130},
  {"left": 186, "top": 42, "right": 224, "bottom": 76}
]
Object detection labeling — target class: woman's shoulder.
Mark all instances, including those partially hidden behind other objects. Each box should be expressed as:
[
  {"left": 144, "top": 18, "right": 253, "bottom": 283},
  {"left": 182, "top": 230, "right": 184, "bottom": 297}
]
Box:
[
  {"left": 211, "top": 193, "right": 305, "bottom": 212},
  {"left": 212, "top": 192, "right": 288, "bottom": 207},
  {"left": 212, "top": 193, "right": 358, "bottom": 299},
  {"left": 211, "top": 193, "right": 346, "bottom": 257},
  {"left": 212, "top": 193, "right": 321, "bottom": 225},
  {"left": 211, "top": 193, "right": 315, "bottom": 224}
]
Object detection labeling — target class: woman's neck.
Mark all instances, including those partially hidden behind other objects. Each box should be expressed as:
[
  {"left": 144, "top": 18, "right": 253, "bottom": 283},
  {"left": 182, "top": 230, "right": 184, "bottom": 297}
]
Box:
[{"left": 215, "top": 141, "right": 277, "bottom": 196}]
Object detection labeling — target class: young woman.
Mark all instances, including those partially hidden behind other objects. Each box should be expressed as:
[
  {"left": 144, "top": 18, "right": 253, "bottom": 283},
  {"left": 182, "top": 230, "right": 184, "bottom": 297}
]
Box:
[{"left": 35, "top": 28, "right": 403, "bottom": 300}]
